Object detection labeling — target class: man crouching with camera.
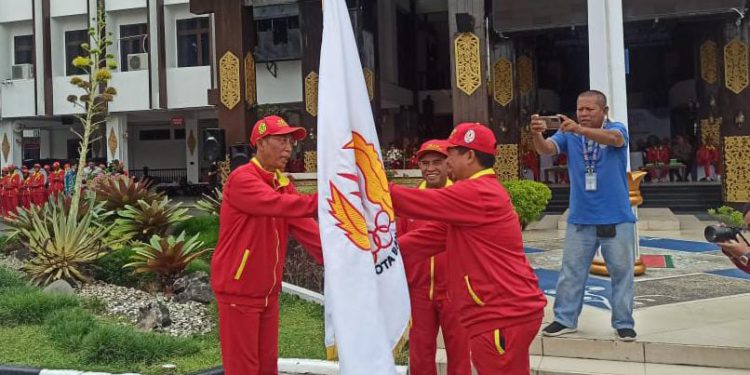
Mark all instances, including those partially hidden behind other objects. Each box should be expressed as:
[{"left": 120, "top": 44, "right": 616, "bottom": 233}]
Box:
[
  {"left": 531, "top": 90, "right": 638, "bottom": 342},
  {"left": 715, "top": 204, "right": 750, "bottom": 274}
]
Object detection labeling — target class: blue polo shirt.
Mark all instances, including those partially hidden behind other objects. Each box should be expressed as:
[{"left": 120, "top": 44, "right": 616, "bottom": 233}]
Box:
[{"left": 550, "top": 121, "right": 636, "bottom": 225}]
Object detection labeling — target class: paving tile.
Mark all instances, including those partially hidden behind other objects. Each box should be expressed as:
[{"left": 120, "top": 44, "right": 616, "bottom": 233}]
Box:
[
  {"left": 542, "top": 336, "right": 645, "bottom": 362},
  {"left": 633, "top": 274, "right": 750, "bottom": 308},
  {"left": 537, "top": 356, "right": 645, "bottom": 375},
  {"left": 645, "top": 342, "right": 750, "bottom": 369},
  {"left": 645, "top": 363, "right": 750, "bottom": 375}
]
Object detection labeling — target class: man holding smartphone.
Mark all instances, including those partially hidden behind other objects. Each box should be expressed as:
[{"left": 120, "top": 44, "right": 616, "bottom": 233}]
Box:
[{"left": 530, "top": 90, "right": 638, "bottom": 341}]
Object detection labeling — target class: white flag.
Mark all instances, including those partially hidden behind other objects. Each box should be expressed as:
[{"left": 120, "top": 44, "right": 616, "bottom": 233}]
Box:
[{"left": 317, "top": 0, "right": 411, "bottom": 373}]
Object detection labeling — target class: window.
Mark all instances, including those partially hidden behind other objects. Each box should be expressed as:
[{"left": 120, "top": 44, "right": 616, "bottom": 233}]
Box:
[
  {"left": 65, "top": 30, "right": 88, "bottom": 76},
  {"left": 174, "top": 129, "right": 185, "bottom": 139},
  {"left": 14, "top": 35, "right": 34, "bottom": 65},
  {"left": 254, "top": 15, "right": 301, "bottom": 61},
  {"left": 139, "top": 129, "right": 171, "bottom": 141},
  {"left": 120, "top": 23, "right": 148, "bottom": 71},
  {"left": 176, "top": 17, "right": 210, "bottom": 67}
]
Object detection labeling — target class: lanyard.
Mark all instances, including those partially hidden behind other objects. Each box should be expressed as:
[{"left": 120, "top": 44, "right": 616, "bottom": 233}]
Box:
[{"left": 582, "top": 136, "right": 600, "bottom": 173}]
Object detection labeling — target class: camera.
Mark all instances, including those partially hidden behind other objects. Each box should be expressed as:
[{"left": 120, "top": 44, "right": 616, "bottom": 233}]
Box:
[{"left": 704, "top": 225, "right": 744, "bottom": 243}]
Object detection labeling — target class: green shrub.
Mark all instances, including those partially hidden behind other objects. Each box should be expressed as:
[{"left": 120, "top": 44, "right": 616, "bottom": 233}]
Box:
[
  {"left": 79, "top": 323, "right": 200, "bottom": 365},
  {"left": 92, "top": 247, "right": 144, "bottom": 287},
  {"left": 0, "top": 289, "right": 79, "bottom": 325},
  {"left": 186, "top": 258, "right": 211, "bottom": 275},
  {"left": 0, "top": 267, "right": 27, "bottom": 290},
  {"left": 501, "top": 180, "right": 552, "bottom": 229},
  {"left": 708, "top": 206, "right": 747, "bottom": 228},
  {"left": 45, "top": 308, "right": 97, "bottom": 347},
  {"left": 173, "top": 216, "right": 219, "bottom": 249}
]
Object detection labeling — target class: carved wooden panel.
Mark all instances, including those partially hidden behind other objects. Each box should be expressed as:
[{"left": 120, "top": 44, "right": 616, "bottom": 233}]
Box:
[
  {"left": 724, "top": 136, "right": 750, "bottom": 202},
  {"left": 454, "top": 32, "right": 481, "bottom": 96},
  {"left": 219, "top": 51, "right": 241, "bottom": 110},
  {"left": 305, "top": 71, "right": 319, "bottom": 117},
  {"left": 304, "top": 151, "right": 317, "bottom": 172},
  {"left": 244, "top": 52, "right": 257, "bottom": 106},
  {"left": 724, "top": 38, "right": 749, "bottom": 94},
  {"left": 187, "top": 129, "right": 197, "bottom": 156},
  {"left": 493, "top": 58, "right": 513, "bottom": 107},
  {"left": 700, "top": 117, "right": 721, "bottom": 147},
  {"left": 700, "top": 40, "right": 718, "bottom": 85},
  {"left": 363, "top": 68, "right": 374, "bottom": 101},
  {"left": 494, "top": 144, "right": 519, "bottom": 181},
  {"left": 517, "top": 55, "right": 533, "bottom": 95},
  {"left": 107, "top": 127, "right": 118, "bottom": 158}
]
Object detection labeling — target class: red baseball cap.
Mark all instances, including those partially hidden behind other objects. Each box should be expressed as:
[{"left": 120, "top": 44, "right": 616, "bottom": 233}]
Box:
[
  {"left": 416, "top": 139, "right": 450, "bottom": 159},
  {"left": 250, "top": 115, "right": 307, "bottom": 146},
  {"left": 446, "top": 122, "right": 497, "bottom": 155}
]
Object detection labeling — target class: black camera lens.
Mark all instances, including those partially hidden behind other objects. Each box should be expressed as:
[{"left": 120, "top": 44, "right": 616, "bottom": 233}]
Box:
[{"left": 704, "top": 225, "right": 741, "bottom": 243}]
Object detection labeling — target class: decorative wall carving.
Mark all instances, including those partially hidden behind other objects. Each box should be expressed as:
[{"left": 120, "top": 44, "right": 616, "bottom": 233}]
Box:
[
  {"left": 107, "top": 128, "right": 118, "bottom": 158},
  {"left": 2, "top": 133, "right": 9, "bottom": 163},
  {"left": 363, "top": 68, "right": 374, "bottom": 101},
  {"left": 723, "top": 136, "right": 750, "bottom": 202},
  {"left": 304, "top": 151, "right": 317, "bottom": 172},
  {"left": 219, "top": 51, "right": 241, "bottom": 110},
  {"left": 305, "top": 71, "right": 319, "bottom": 117},
  {"left": 244, "top": 52, "right": 257, "bottom": 106},
  {"left": 700, "top": 117, "right": 721, "bottom": 147},
  {"left": 493, "top": 58, "right": 513, "bottom": 106},
  {"left": 494, "top": 144, "right": 519, "bottom": 181},
  {"left": 454, "top": 33, "right": 481, "bottom": 96},
  {"left": 724, "top": 38, "right": 749, "bottom": 94},
  {"left": 517, "top": 55, "right": 533, "bottom": 95},
  {"left": 700, "top": 40, "right": 718, "bottom": 85},
  {"left": 187, "top": 129, "right": 197, "bottom": 156}
]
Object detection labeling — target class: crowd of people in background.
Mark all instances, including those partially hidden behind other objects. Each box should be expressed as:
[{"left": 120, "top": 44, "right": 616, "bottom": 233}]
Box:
[
  {"left": 0, "top": 159, "right": 127, "bottom": 215},
  {"left": 633, "top": 134, "right": 720, "bottom": 183}
]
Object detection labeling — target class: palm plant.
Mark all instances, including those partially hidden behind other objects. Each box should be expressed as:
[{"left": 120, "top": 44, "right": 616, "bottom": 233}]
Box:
[
  {"left": 195, "top": 188, "right": 222, "bottom": 216},
  {"left": 124, "top": 231, "right": 209, "bottom": 294},
  {"left": 92, "top": 174, "right": 162, "bottom": 212},
  {"left": 21, "top": 197, "right": 118, "bottom": 286},
  {"left": 113, "top": 197, "right": 191, "bottom": 242}
]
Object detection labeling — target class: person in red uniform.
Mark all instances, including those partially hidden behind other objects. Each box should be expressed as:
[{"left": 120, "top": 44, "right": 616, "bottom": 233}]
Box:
[
  {"left": 48, "top": 162, "right": 65, "bottom": 199},
  {"left": 211, "top": 115, "right": 324, "bottom": 375},
  {"left": 7, "top": 165, "right": 22, "bottom": 213},
  {"left": 42, "top": 164, "right": 51, "bottom": 200},
  {"left": 521, "top": 149, "right": 539, "bottom": 181},
  {"left": 697, "top": 139, "right": 719, "bottom": 181},
  {"left": 391, "top": 123, "right": 547, "bottom": 375},
  {"left": 397, "top": 139, "right": 471, "bottom": 375},
  {"left": 19, "top": 166, "right": 30, "bottom": 209},
  {"left": 0, "top": 167, "right": 8, "bottom": 216},
  {"left": 29, "top": 164, "right": 46, "bottom": 206}
]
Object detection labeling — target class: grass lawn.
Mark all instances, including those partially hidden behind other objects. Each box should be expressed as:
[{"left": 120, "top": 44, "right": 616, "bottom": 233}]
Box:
[{"left": 0, "top": 266, "right": 325, "bottom": 374}]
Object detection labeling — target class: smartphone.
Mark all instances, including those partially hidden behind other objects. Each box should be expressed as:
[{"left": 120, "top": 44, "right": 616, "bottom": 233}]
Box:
[{"left": 539, "top": 115, "right": 563, "bottom": 130}]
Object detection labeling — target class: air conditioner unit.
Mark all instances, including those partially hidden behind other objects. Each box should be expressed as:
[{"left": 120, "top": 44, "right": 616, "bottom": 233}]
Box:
[
  {"left": 127, "top": 53, "right": 149, "bottom": 71},
  {"left": 11, "top": 64, "right": 34, "bottom": 80}
]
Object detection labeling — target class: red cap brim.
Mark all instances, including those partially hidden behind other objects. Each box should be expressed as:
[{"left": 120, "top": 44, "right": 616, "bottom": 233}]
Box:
[{"left": 272, "top": 126, "right": 307, "bottom": 141}]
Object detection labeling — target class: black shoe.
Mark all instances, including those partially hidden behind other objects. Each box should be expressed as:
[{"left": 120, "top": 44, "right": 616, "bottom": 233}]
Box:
[
  {"left": 616, "top": 328, "right": 637, "bottom": 342},
  {"left": 542, "top": 322, "right": 577, "bottom": 337}
]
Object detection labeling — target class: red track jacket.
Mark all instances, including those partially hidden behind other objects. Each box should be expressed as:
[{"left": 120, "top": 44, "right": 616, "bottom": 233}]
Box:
[
  {"left": 211, "top": 158, "right": 323, "bottom": 307},
  {"left": 392, "top": 169, "right": 546, "bottom": 336}
]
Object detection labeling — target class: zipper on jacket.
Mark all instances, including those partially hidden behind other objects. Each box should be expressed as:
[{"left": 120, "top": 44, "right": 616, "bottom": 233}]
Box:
[
  {"left": 464, "top": 275, "right": 485, "bottom": 306},
  {"left": 266, "top": 219, "right": 281, "bottom": 307},
  {"left": 233, "top": 249, "right": 251, "bottom": 280},
  {"left": 428, "top": 256, "right": 435, "bottom": 301}
]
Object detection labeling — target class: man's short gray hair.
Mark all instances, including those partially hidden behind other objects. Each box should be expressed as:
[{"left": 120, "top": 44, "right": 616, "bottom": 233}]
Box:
[{"left": 579, "top": 90, "right": 608, "bottom": 108}]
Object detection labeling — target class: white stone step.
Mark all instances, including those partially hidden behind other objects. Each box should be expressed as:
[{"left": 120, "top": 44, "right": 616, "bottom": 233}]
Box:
[{"left": 531, "top": 356, "right": 750, "bottom": 375}]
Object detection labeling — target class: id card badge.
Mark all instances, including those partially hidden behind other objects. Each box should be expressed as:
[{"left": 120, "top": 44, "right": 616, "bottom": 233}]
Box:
[{"left": 585, "top": 172, "right": 597, "bottom": 191}]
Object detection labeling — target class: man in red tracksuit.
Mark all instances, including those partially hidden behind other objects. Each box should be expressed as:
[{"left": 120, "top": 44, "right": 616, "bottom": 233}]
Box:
[
  {"left": 392, "top": 123, "right": 547, "bottom": 375},
  {"left": 397, "top": 140, "right": 471, "bottom": 375},
  {"left": 211, "top": 115, "right": 324, "bottom": 375}
]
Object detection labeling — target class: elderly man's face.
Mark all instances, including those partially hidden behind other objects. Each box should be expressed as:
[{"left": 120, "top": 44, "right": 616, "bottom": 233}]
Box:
[{"left": 576, "top": 95, "right": 608, "bottom": 128}]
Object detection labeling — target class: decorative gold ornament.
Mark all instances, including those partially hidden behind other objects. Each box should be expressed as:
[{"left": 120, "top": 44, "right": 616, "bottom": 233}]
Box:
[
  {"left": 493, "top": 58, "right": 513, "bottom": 106},
  {"left": 107, "top": 127, "right": 118, "bottom": 158},
  {"left": 700, "top": 117, "right": 721, "bottom": 147},
  {"left": 493, "top": 144, "right": 519, "bottom": 181},
  {"left": 1, "top": 133, "right": 9, "bottom": 163},
  {"left": 517, "top": 55, "right": 533, "bottom": 95},
  {"left": 305, "top": 71, "right": 319, "bottom": 117},
  {"left": 724, "top": 136, "right": 750, "bottom": 202},
  {"left": 700, "top": 40, "right": 718, "bottom": 85},
  {"left": 363, "top": 68, "right": 374, "bottom": 101},
  {"left": 304, "top": 151, "right": 317, "bottom": 172},
  {"left": 187, "top": 129, "right": 196, "bottom": 156},
  {"left": 219, "top": 51, "right": 241, "bottom": 110},
  {"left": 219, "top": 154, "right": 231, "bottom": 186},
  {"left": 244, "top": 52, "right": 257, "bottom": 106},
  {"left": 454, "top": 32, "right": 481, "bottom": 96},
  {"left": 520, "top": 126, "right": 534, "bottom": 153},
  {"left": 724, "top": 38, "right": 749, "bottom": 94}
]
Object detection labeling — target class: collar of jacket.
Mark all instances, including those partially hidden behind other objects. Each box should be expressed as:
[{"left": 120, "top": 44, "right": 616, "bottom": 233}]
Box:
[
  {"left": 469, "top": 168, "right": 495, "bottom": 180},
  {"left": 418, "top": 178, "right": 453, "bottom": 190},
  {"left": 250, "top": 157, "right": 290, "bottom": 188}
]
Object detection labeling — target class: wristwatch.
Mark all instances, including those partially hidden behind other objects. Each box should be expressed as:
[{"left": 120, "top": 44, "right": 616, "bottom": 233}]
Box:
[{"left": 738, "top": 253, "right": 750, "bottom": 266}]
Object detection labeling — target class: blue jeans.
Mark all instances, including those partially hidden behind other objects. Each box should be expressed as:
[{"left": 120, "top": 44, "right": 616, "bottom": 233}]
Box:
[{"left": 553, "top": 222, "right": 636, "bottom": 330}]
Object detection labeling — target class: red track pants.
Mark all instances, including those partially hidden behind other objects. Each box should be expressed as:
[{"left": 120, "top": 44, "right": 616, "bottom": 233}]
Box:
[
  {"left": 470, "top": 317, "right": 542, "bottom": 375},
  {"left": 409, "top": 295, "right": 471, "bottom": 375},
  {"left": 217, "top": 298, "right": 280, "bottom": 375}
]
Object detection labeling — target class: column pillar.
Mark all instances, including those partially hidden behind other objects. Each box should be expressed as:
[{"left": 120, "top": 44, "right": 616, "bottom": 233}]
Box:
[
  {"left": 0, "top": 121, "right": 24, "bottom": 167},
  {"left": 39, "top": 130, "right": 51, "bottom": 159},
  {"left": 448, "top": 0, "right": 489, "bottom": 125},
  {"left": 105, "top": 114, "right": 129, "bottom": 170},
  {"left": 185, "top": 114, "right": 200, "bottom": 183}
]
